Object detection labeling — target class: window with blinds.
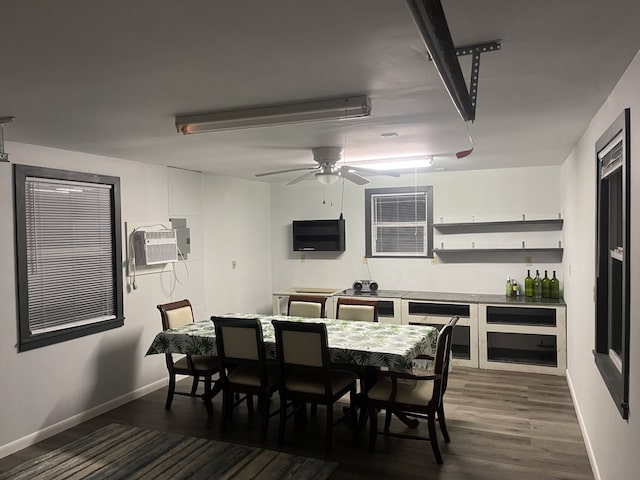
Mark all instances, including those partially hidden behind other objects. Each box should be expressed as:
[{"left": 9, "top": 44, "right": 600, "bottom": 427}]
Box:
[
  {"left": 365, "top": 186, "right": 433, "bottom": 258},
  {"left": 14, "top": 165, "right": 123, "bottom": 351}
]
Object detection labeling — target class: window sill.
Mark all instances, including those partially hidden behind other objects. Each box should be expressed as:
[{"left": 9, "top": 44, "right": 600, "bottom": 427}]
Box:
[{"left": 593, "top": 350, "right": 628, "bottom": 419}]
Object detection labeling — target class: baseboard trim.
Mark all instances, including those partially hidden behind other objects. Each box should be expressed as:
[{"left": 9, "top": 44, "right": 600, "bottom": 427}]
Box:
[
  {"left": 0, "top": 378, "right": 167, "bottom": 460},
  {"left": 566, "top": 369, "right": 600, "bottom": 480}
]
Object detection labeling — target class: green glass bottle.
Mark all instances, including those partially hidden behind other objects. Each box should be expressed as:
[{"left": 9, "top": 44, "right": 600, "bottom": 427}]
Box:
[
  {"left": 542, "top": 270, "right": 551, "bottom": 298},
  {"left": 505, "top": 276, "right": 512, "bottom": 297},
  {"left": 550, "top": 270, "right": 560, "bottom": 299},
  {"left": 533, "top": 270, "right": 542, "bottom": 299},
  {"left": 525, "top": 270, "right": 534, "bottom": 297}
]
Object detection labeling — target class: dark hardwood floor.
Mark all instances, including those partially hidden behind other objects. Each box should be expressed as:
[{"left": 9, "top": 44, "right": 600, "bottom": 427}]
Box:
[{"left": 0, "top": 367, "right": 594, "bottom": 479}]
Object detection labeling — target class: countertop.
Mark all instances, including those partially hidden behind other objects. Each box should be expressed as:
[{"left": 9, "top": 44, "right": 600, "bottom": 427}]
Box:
[
  {"left": 274, "top": 287, "right": 565, "bottom": 306},
  {"left": 334, "top": 289, "right": 410, "bottom": 298},
  {"left": 477, "top": 294, "right": 566, "bottom": 306}
]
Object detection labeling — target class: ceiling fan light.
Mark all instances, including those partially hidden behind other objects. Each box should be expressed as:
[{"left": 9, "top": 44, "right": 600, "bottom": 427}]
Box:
[{"left": 315, "top": 171, "right": 340, "bottom": 185}]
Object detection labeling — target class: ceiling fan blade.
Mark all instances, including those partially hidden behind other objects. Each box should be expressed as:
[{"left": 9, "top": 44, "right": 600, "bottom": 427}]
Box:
[
  {"left": 342, "top": 165, "right": 401, "bottom": 177},
  {"left": 255, "top": 165, "right": 317, "bottom": 177},
  {"left": 339, "top": 170, "right": 370, "bottom": 185},
  {"left": 287, "top": 169, "right": 320, "bottom": 185}
]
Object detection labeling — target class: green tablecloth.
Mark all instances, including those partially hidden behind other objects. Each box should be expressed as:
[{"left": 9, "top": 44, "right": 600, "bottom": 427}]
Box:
[{"left": 146, "top": 313, "right": 438, "bottom": 371}]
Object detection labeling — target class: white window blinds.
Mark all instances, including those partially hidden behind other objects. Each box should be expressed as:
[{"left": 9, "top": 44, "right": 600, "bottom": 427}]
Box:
[
  {"left": 24, "top": 177, "right": 116, "bottom": 334},
  {"left": 371, "top": 191, "right": 427, "bottom": 256}
]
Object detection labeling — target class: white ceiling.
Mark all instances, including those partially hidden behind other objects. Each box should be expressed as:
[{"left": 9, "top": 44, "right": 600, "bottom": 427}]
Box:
[{"left": 2, "top": 0, "right": 639, "bottom": 182}]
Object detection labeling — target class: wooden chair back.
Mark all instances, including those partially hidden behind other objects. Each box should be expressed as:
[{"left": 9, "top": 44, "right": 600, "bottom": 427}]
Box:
[
  {"left": 336, "top": 297, "right": 379, "bottom": 322},
  {"left": 212, "top": 316, "right": 266, "bottom": 374},
  {"left": 287, "top": 295, "right": 327, "bottom": 318},
  {"left": 157, "top": 299, "right": 194, "bottom": 330}
]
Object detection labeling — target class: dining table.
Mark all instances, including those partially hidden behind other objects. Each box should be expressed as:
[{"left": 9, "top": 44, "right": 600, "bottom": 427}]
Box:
[{"left": 146, "top": 313, "right": 439, "bottom": 371}]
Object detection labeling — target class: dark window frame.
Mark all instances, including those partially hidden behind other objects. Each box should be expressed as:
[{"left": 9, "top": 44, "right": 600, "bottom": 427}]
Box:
[
  {"left": 364, "top": 186, "right": 434, "bottom": 258},
  {"left": 593, "top": 108, "right": 630, "bottom": 419},
  {"left": 14, "top": 165, "right": 124, "bottom": 351}
]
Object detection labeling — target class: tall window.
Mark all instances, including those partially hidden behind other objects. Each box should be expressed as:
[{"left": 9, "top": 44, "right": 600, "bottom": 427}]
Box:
[
  {"left": 14, "top": 165, "right": 124, "bottom": 351},
  {"left": 594, "top": 109, "right": 630, "bottom": 419},
  {"left": 365, "top": 186, "right": 433, "bottom": 258}
]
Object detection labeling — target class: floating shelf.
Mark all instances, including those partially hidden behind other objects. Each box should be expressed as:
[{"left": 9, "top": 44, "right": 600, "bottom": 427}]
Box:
[
  {"left": 433, "top": 248, "right": 564, "bottom": 264},
  {"left": 434, "top": 248, "right": 563, "bottom": 254},
  {"left": 434, "top": 219, "right": 563, "bottom": 234}
]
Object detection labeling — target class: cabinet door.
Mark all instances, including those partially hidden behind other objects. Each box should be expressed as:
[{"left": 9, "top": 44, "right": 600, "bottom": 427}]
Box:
[
  {"left": 401, "top": 300, "right": 478, "bottom": 367},
  {"left": 479, "top": 304, "right": 566, "bottom": 375}
]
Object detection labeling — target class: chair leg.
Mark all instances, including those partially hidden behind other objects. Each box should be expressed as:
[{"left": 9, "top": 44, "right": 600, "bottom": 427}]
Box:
[
  {"left": 437, "top": 405, "right": 450, "bottom": 443},
  {"left": 260, "top": 394, "right": 270, "bottom": 442},
  {"left": 368, "top": 405, "right": 378, "bottom": 453},
  {"left": 247, "top": 394, "right": 254, "bottom": 416},
  {"left": 203, "top": 376, "right": 214, "bottom": 416},
  {"left": 278, "top": 395, "right": 287, "bottom": 445},
  {"left": 165, "top": 373, "right": 176, "bottom": 410},
  {"left": 220, "top": 389, "right": 230, "bottom": 434},
  {"left": 325, "top": 404, "right": 333, "bottom": 452},
  {"left": 349, "top": 387, "right": 358, "bottom": 428},
  {"left": 384, "top": 409, "right": 392, "bottom": 433},
  {"left": 190, "top": 375, "right": 200, "bottom": 395},
  {"left": 427, "top": 414, "right": 443, "bottom": 464}
]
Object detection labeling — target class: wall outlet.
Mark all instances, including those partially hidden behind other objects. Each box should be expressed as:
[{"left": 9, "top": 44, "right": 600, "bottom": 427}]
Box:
[
  {"left": 231, "top": 260, "right": 237, "bottom": 269},
  {"left": 362, "top": 257, "right": 368, "bottom": 264}
]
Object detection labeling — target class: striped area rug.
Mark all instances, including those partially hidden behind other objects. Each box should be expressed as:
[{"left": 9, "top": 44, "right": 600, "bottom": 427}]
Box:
[{"left": 1, "top": 423, "right": 337, "bottom": 479}]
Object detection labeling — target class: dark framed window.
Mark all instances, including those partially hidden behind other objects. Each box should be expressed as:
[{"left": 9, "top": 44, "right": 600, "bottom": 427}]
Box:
[
  {"left": 14, "top": 165, "right": 124, "bottom": 351},
  {"left": 594, "top": 108, "right": 630, "bottom": 419},
  {"left": 365, "top": 186, "right": 433, "bottom": 258}
]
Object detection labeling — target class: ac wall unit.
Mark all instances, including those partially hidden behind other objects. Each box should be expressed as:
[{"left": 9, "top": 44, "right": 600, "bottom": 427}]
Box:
[{"left": 133, "top": 229, "right": 178, "bottom": 266}]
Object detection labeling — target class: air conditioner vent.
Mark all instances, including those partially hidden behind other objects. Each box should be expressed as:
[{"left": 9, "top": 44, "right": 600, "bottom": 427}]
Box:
[{"left": 133, "top": 229, "right": 178, "bottom": 265}]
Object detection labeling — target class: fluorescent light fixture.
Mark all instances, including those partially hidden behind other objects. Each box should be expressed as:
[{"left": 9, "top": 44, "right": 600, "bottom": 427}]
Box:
[
  {"left": 347, "top": 155, "right": 434, "bottom": 171},
  {"left": 175, "top": 95, "right": 371, "bottom": 134}
]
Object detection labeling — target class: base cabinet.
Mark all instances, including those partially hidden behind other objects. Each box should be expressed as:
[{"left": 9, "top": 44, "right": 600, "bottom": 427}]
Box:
[
  {"left": 478, "top": 302, "right": 566, "bottom": 375},
  {"left": 271, "top": 287, "right": 567, "bottom": 376},
  {"left": 401, "top": 299, "right": 479, "bottom": 368}
]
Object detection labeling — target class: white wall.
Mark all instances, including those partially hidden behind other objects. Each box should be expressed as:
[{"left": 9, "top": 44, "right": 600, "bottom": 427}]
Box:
[
  {"left": 562, "top": 50, "right": 640, "bottom": 480},
  {"left": 270, "top": 166, "right": 563, "bottom": 295},
  {"left": 202, "top": 174, "right": 273, "bottom": 315},
  {"left": 0, "top": 144, "right": 272, "bottom": 457}
]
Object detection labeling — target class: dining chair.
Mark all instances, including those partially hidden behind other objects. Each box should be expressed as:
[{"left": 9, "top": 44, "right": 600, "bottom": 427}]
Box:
[
  {"left": 366, "top": 316, "right": 459, "bottom": 464},
  {"left": 287, "top": 294, "right": 327, "bottom": 318},
  {"left": 271, "top": 319, "right": 358, "bottom": 452},
  {"left": 156, "top": 299, "right": 220, "bottom": 415},
  {"left": 211, "top": 316, "right": 279, "bottom": 441},
  {"left": 335, "top": 297, "right": 379, "bottom": 322}
]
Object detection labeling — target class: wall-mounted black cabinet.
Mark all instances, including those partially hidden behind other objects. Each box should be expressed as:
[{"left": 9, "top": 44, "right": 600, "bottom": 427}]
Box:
[{"left": 292, "top": 219, "right": 345, "bottom": 252}]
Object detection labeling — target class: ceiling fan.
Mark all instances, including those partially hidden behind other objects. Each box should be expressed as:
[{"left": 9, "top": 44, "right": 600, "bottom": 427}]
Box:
[{"left": 254, "top": 147, "right": 401, "bottom": 185}]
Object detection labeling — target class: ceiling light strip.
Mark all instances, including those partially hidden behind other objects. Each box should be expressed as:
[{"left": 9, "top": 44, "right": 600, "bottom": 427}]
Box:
[{"left": 175, "top": 95, "right": 371, "bottom": 134}]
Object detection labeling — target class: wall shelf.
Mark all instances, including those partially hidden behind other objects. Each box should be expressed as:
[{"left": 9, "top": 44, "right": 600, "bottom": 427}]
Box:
[
  {"left": 432, "top": 248, "right": 563, "bottom": 264},
  {"left": 434, "top": 219, "right": 563, "bottom": 234},
  {"left": 433, "top": 218, "right": 563, "bottom": 263}
]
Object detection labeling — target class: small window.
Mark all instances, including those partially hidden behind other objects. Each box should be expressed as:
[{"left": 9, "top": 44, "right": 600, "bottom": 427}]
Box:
[
  {"left": 365, "top": 186, "right": 433, "bottom": 258},
  {"left": 14, "top": 165, "right": 124, "bottom": 351}
]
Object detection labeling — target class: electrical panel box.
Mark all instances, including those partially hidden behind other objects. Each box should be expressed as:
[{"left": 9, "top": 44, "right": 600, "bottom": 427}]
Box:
[
  {"left": 170, "top": 217, "right": 191, "bottom": 259},
  {"left": 133, "top": 229, "right": 178, "bottom": 266}
]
